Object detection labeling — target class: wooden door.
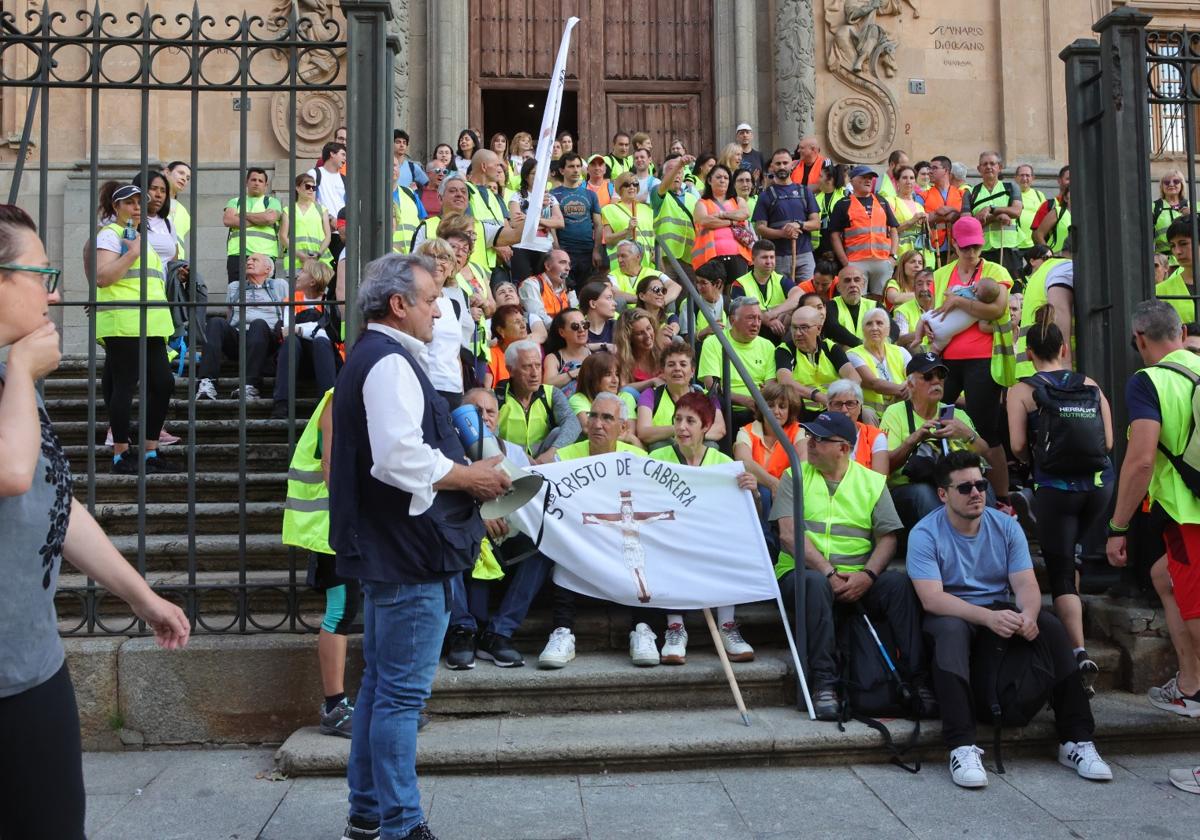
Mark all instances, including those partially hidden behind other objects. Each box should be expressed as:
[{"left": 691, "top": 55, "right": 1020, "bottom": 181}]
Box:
[{"left": 607, "top": 94, "right": 705, "bottom": 160}]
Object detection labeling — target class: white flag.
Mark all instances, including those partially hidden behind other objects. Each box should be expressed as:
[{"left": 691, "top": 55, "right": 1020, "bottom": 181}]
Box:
[
  {"left": 509, "top": 451, "right": 778, "bottom": 610},
  {"left": 518, "top": 16, "right": 579, "bottom": 253}
]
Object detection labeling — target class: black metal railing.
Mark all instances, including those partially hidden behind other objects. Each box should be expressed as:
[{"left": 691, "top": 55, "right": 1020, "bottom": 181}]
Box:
[{"left": 0, "top": 2, "right": 396, "bottom": 636}]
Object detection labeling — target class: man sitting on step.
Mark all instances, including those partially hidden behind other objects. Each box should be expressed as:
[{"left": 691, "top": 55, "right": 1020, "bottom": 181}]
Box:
[
  {"left": 771, "top": 410, "right": 934, "bottom": 722},
  {"left": 909, "top": 450, "right": 1112, "bottom": 789}
]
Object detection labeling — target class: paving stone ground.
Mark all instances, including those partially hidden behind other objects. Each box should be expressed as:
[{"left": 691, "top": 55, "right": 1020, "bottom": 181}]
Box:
[{"left": 82, "top": 745, "right": 1200, "bottom": 840}]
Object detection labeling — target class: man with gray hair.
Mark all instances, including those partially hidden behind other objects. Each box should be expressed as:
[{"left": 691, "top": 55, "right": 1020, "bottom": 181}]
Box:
[
  {"left": 197, "top": 252, "right": 288, "bottom": 400},
  {"left": 698, "top": 296, "right": 778, "bottom": 430},
  {"left": 329, "top": 253, "right": 510, "bottom": 840},
  {"left": 519, "top": 248, "right": 577, "bottom": 328},
  {"left": 496, "top": 339, "right": 581, "bottom": 463}
]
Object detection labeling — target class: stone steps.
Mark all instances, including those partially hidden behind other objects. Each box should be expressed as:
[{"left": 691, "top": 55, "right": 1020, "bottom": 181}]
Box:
[
  {"left": 62, "top": 442, "right": 291, "bottom": 472},
  {"left": 91, "top": 501, "right": 283, "bottom": 536},
  {"left": 73, "top": 472, "right": 287, "bottom": 504},
  {"left": 54, "top": 418, "right": 305, "bottom": 447},
  {"left": 46, "top": 398, "right": 316, "bottom": 423}
]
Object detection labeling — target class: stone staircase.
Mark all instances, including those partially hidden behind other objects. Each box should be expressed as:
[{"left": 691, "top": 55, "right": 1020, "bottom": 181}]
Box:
[{"left": 47, "top": 356, "right": 1195, "bottom": 772}]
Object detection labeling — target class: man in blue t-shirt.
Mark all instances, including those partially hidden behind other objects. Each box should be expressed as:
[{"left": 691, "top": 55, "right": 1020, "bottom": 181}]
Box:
[
  {"left": 753, "top": 148, "right": 821, "bottom": 282},
  {"left": 907, "top": 450, "right": 1111, "bottom": 790},
  {"left": 550, "top": 152, "right": 602, "bottom": 290}
]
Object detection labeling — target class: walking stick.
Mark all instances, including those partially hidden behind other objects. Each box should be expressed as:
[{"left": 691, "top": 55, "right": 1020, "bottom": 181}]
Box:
[
  {"left": 703, "top": 607, "right": 751, "bottom": 726},
  {"left": 790, "top": 236, "right": 798, "bottom": 285}
]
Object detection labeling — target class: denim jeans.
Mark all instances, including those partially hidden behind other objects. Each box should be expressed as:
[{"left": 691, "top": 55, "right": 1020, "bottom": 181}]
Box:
[
  {"left": 449, "top": 552, "right": 560, "bottom": 639},
  {"left": 347, "top": 579, "right": 449, "bottom": 838}
]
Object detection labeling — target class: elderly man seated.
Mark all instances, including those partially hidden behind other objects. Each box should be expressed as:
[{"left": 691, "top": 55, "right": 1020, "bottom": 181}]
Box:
[
  {"left": 697, "top": 296, "right": 778, "bottom": 431},
  {"left": 197, "top": 253, "right": 289, "bottom": 400},
  {"left": 770, "top": 410, "right": 934, "bottom": 721},
  {"left": 909, "top": 451, "right": 1112, "bottom": 789},
  {"left": 775, "top": 305, "right": 860, "bottom": 418},
  {"left": 495, "top": 339, "right": 581, "bottom": 463},
  {"left": 822, "top": 264, "right": 870, "bottom": 349}
]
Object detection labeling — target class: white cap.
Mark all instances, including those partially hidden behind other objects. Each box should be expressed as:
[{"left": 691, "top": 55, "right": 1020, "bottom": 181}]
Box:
[{"left": 736, "top": 122, "right": 753, "bottom": 132}]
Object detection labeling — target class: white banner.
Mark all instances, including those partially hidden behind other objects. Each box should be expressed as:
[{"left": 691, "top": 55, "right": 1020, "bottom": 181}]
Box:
[
  {"left": 518, "top": 16, "right": 579, "bottom": 253},
  {"left": 509, "top": 451, "right": 778, "bottom": 610}
]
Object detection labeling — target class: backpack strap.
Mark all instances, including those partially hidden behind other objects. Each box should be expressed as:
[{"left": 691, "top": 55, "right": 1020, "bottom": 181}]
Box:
[
  {"left": 904, "top": 399, "right": 917, "bottom": 435},
  {"left": 668, "top": 190, "right": 694, "bottom": 223},
  {"left": 1151, "top": 362, "right": 1200, "bottom": 469}
]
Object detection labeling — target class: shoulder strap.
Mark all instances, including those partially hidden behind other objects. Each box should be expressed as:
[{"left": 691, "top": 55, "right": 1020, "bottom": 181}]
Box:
[
  {"left": 652, "top": 385, "right": 666, "bottom": 415},
  {"left": 1156, "top": 360, "right": 1200, "bottom": 385},
  {"left": 672, "top": 443, "right": 688, "bottom": 464},
  {"left": 314, "top": 167, "right": 322, "bottom": 189},
  {"left": 904, "top": 400, "right": 918, "bottom": 435},
  {"left": 535, "top": 384, "right": 554, "bottom": 417},
  {"left": 1153, "top": 198, "right": 1167, "bottom": 227},
  {"left": 668, "top": 190, "right": 694, "bottom": 222},
  {"left": 495, "top": 379, "right": 511, "bottom": 408}
]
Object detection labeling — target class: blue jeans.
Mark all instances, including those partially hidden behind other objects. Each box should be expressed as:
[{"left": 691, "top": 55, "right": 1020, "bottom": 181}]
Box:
[
  {"left": 347, "top": 579, "right": 449, "bottom": 838},
  {"left": 447, "top": 553, "right": 555, "bottom": 639}
]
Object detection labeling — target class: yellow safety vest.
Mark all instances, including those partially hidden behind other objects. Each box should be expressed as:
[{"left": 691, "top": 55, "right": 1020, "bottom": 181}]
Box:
[
  {"left": 96, "top": 223, "right": 173, "bottom": 343},
  {"left": 284, "top": 202, "right": 331, "bottom": 274},
  {"left": 831, "top": 295, "right": 869, "bottom": 342},
  {"left": 281, "top": 389, "right": 333, "bottom": 555},
  {"left": 467, "top": 183, "right": 507, "bottom": 270},
  {"left": 694, "top": 297, "right": 728, "bottom": 335},
  {"left": 497, "top": 383, "right": 554, "bottom": 457},
  {"left": 648, "top": 444, "right": 732, "bottom": 466},
  {"left": 787, "top": 342, "right": 841, "bottom": 412},
  {"left": 654, "top": 189, "right": 698, "bottom": 263},
  {"left": 557, "top": 439, "right": 646, "bottom": 460},
  {"left": 970, "top": 181, "right": 1020, "bottom": 250},
  {"left": 1017, "top": 187, "right": 1046, "bottom": 250},
  {"left": 602, "top": 201, "right": 656, "bottom": 271},
  {"left": 1154, "top": 199, "right": 1189, "bottom": 257},
  {"left": 854, "top": 342, "right": 909, "bottom": 415},
  {"left": 932, "top": 259, "right": 1016, "bottom": 386},
  {"left": 393, "top": 187, "right": 421, "bottom": 255},
  {"left": 1141, "top": 349, "right": 1200, "bottom": 524},
  {"left": 733, "top": 271, "right": 789, "bottom": 310},
  {"left": 893, "top": 298, "right": 930, "bottom": 343},
  {"left": 774, "top": 461, "right": 887, "bottom": 578},
  {"left": 1015, "top": 257, "right": 1071, "bottom": 378},
  {"left": 169, "top": 201, "right": 191, "bottom": 260},
  {"left": 225, "top": 194, "right": 281, "bottom": 257},
  {"left": 610, "top": 266, "right": 661, "bottom": 301},
  {"left": 1156, "top": 268, "right": 1196, "bottom": 325}
]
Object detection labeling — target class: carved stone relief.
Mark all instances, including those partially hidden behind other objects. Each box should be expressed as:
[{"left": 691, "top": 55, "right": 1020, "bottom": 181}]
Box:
[
  {"left": 267, "top": 1, "right": 346, "bottom": 157},
  {"left": 390, "top": 0, "right": 410, "bottom": 133},
  {"left": 822, "top": 0, "right": 919, "bottom": 163},
  {"left": 775, "top": 0, "right": 818, "bottom": 148}
]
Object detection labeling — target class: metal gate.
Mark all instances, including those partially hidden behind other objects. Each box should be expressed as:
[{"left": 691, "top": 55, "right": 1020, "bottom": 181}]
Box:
[
  {"left": 0, "top": 1, "right": 395, "bottom": 635},
  {"left": 1062, "top": 7, "right": 1199, "bottom": 450}
]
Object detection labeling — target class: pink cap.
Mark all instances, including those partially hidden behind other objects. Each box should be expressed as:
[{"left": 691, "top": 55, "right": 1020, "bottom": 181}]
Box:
[{"left": 952, "top": 216, "right": 984, "bottom": 247}]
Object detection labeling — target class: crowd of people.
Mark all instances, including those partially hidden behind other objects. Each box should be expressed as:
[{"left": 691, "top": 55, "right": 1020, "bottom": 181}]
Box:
[{"left": 3, "top": 117, "right": 1200, "bottom": 840}]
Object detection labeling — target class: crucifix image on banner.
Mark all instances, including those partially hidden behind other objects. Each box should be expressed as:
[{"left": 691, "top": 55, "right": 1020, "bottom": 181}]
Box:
[{"left": 581, "top": 490, "right": 676, "bottom": 603}]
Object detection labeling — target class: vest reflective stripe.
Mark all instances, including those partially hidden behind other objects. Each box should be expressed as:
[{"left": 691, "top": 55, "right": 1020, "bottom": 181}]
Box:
[
  {"left": 691, "top": 199, "right": 752, "bottom": 268},
  {"left": 1014, "top": 257, "right": 1069, "bottom": 377},
  {"left": 743, "top": 421, "right": 799, "bottom": 479},
  {"left": 468, "top": 184, "right": 506, "bottom": 269},
  {"left": 1142, "top": 350, "right": 1200, "bottom": 524},
  {"left": 96, "top": 223, "right": 173, "bottom": 341},
  {"left": 922, "top": 186, "right": 963, "bottom": 249},
  {"left": 802, "top": 460, "right": 887, "bottom": 573},
  {"left": 497, "top": 384, "right": 554, "bottom": 456},
  {"left": 843, "top": 195, "right": 891, "bottom": 260},
  {"left": 971, "top": 182, "right": 1019, "bottom": 250},
  {"left": 602, "top": 201, "right": 655, "bottom": 270},
  {"left": 282, "top": 389, "right": 334, "bottom": 555},
  {"left": 854, "top": 343, "right": 909, "bottom": 414},
  {"left": 654, "top": 190, "right": 698, "bottom": 262},
  {"left": 733, "top": 271, "right": 788, "bottom": 309},
  {"left": 285, "top": 202, "right": 331, "bottom": 272},
  {"left": 1017, "top": 187, "right": 1046, "bottom": 250},
  {"left": 789, "top": 344, "right": 840, "bottom": 412},
  {"left": 226, "top": 195, "right": 280, "bottom": 257},
  {"left": 832, "top": 296, "right": 869, "bottom": 341},
  {"left": 392, "top": 189, "right": 421, "bottom": 255}
]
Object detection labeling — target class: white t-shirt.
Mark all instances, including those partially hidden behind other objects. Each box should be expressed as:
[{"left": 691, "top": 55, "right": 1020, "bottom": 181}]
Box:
[
  {"left": 424, "top": 295, "right": 464, "bottom": 394},
  {"left": 1045, "top": 261, "right": 1074, "bottom": 291},
  {"left": 308, "top": 167, "right": 346, "bottom": 221},
  {"left": 146, "top": 216, "right": 178, "bottom": 265},
  {"left": 95, "top": 226, "right": 124, "bottom": 255}
]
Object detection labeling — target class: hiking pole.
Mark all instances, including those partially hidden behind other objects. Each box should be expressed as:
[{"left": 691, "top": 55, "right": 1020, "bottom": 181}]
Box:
[
  {"left": 858, "top": 606, "right": 912, "bottom": 704},
  {"left": 790, "top": 236, "right": 798, "bottom": 285},
  {"left": 703, "top": 607, "right": 751, "bottom": 726}
]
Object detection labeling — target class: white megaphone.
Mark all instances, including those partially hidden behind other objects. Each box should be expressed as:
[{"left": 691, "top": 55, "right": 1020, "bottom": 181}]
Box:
[{"left": 450, "top": 404, "right": 545, "bottom": 519}]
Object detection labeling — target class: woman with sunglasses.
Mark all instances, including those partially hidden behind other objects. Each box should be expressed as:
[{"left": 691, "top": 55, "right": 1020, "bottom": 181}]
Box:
[
  {"left": 91, "top": 182, "right": 177, "bottom": 474},
  {"left": 280, "top": 172, "right": 332, "bottom": 277},
  {"left": 1154, "top": 169, "right": 1190, "bottom": 259},
  {"left": 601, "top": 172, "right": 655, "bottom": 272},
  {"left": 0, "top": 204, "right": 190, "bottom": 839},
  {"left": 1006, "top": 303, "right": 1113, "bottom": 695},
  {"left": 541, "top": 308, "right": 591, "bottom": 398},
  {"left": 692, "top": 164, "right": 753, "bottom": 288},
  {"left": 614, "top": 307, "right": 662, "bottom": 394},
  {"left": 634, "top": 274, "right": 680, "bottom": 348},
  {"left": 609, "top": 240, "right": 665, "bottom": 308}
]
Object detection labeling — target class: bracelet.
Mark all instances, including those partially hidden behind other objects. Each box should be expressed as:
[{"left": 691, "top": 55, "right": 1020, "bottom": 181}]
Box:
[
  {"left": 965, "top": 432, "right": 978, "bottom": 445},
  {"left": 862, "top": 569, "right": 878, "bottom": 582},
  {"left": 825, "top": 568, "right": 838, "bottom": 579},
  {"left": 1107, "top": 519, "right": 1130, "bottom": 537}
]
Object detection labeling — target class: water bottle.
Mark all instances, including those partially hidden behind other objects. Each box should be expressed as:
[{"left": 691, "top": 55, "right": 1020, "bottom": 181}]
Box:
[{"left": 121, "top": 219, "right": 136, "bottom": 255}]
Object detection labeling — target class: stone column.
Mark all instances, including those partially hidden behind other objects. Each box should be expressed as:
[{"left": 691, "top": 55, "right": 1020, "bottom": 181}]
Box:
[
  {"left": 713, "top": 0, "right": 760, "bottom": 146},
  {"left": 426, "top": 0, "right": 470, "bottom": 154},
  {"left": 773, "top": 0, "right": 816, "bottom": 152}
]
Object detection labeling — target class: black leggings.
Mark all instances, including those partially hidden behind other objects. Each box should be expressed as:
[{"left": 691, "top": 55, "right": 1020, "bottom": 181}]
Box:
[
  {"left": 0, "top": 663, "right": 86, "bottom": 839},
  {"left": 942, "top": 357, "right": 1003, "bottom": 446},
  {"left": 1033, "top": 484, "right": 1114, "bottom": 598},
  {"left": 102, "top": 336, "right": 174, "bottom": 445}
]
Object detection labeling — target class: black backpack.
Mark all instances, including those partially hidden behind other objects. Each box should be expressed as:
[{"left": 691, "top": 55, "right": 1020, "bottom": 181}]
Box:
[
  {"left": 970, "top": 608, "right": 1058, "bottom": 773},
  {"left": 1024, "top": 371, "right": 1107, "bottom": 476},
  {"left": 836, "top": 606, "right": 921, "bottom": 773}
]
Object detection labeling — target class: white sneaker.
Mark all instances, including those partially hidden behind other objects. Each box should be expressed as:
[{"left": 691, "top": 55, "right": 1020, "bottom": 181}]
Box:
[
  {"left": 719, "top": 622, "right": 755, "bottom": 662},
  {"left": 1168, "top": 766, "right": 1200, "bottom": 794},
  {"left": 537, "top": 627, "right": 576, "bottom": 669},
  {"left": 629, "top": 622, "right": 659, "bottom": 667},
  {"left": 196, "top": 378, "right": 217, "bottom": 400},
  {"left": 949, "top": 745, "right": 988, "bottom": 788},
  {"left": 231, "top": 384, "right": 260, "bottom": 400},
  {"left": 660, "top": 623, "right": 688, "bottom": 665},
  {"left": 1058, "top": 741, "right": 1113, "bottom": 781}
]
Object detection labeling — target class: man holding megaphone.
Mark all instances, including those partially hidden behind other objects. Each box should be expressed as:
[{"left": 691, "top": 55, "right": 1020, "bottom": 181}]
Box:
[{"left": 329, "top": 254, "right": 510, "bottom": 840}]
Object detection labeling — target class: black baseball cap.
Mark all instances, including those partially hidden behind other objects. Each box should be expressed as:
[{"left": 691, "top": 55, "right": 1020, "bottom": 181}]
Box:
[
  {"left": 906, "top": 351, "right": 949, "bottom": 376},
  {"left": 801, "top": 412, "right": 858, "bottom": 446}
]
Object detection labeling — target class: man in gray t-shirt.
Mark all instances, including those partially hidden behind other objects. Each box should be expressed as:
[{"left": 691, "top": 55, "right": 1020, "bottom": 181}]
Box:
[{"left": 196, "top": 253, "right": 288, "bottom": 400}]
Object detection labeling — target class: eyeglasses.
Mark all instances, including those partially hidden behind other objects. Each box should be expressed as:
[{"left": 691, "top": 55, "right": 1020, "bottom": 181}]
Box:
[
  {"left": 951, "top": 479, "right": 990, "bottom": 496},
  {"left": 432, "top": 168, "right": 450, "bottom": 176},
  {"left": 300, "top": 184, "right": 315, "bottom": 191},
  {"left": 646, "top": 286, "right": 666, "bottom": 295},
  {"left": 920, "top": 370, "right": 946, "bottom": 382},
  {"left": 0, "top": 264, "right": 61, "bottom": 293},
  {"left": 829, "top": 399, "right": 860, "bottom": 410},
  {"left": 566, "top": 321, "right": 588, "bottom": 332},
  {"left": 588, "top": 411, "right": 618, "bottom": 422},
  {"left": 810, "top": 435, "right": 848, "bottom": 446},
  {"left": 623, "top": 181, "right": 639, "bottom": 189},
  {"left": 1165, "top": 179, "right": 1183, "bottom": 186}
]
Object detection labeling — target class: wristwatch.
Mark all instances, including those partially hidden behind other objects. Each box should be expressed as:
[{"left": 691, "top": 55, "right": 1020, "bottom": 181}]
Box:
[{"left": 965, "top": 432, "right": 978, "bottom": 445}]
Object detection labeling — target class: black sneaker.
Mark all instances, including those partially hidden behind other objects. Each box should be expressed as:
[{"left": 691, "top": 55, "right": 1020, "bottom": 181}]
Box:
[
  {"left": 400, "top": 823, "right": 438, "bottom": 840},
  {"left": 144, "top": 455, "right": 179, "bottom": 474},
  {"left": 813, "top": 687, "right": 840, "bottom": 721},
  {"left": 476, "top": 631, "right": 525, "bottom": 667},
  {"left": 444, "top": 625, "right": 475, "bottom": 670},
  {"left": 112, "top": 453, "right": 139, "bottom": 475},
  {"left": 340, "top": 816, "right": 380, "bottom": 840},
  {"left": 271, "top": 400, "right": 290, "bottom": 420}
]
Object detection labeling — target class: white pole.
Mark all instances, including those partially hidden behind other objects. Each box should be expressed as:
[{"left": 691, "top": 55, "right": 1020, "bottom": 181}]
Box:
[{"left": 775, "top": 592, "right": 816, "bottom": 719}]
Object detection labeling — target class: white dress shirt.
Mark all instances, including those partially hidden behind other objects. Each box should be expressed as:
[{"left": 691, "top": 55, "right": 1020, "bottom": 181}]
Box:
[
  {"left": 361, "top": 322, "right": 455, "bottom": 515},
  {"left": 424, "top": 296, "right": 465, "bottom": 394}
]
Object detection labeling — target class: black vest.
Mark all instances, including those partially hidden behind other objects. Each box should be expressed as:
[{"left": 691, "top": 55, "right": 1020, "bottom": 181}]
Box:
[{"left": 330, "top": 328, "right": 482, "bottom": 584}]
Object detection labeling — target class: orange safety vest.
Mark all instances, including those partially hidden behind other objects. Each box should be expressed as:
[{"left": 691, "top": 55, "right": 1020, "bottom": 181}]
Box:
[
  {"left": 489, "top": 344, "right": 510, "bottom": 386},
  {"left": 743, "top": 420, "right": 801, "bottom": 479},
  {"left": 922, "top": 185, "right": 964, "bottom": 249},
  {"left": 588, "top": 179, "right": 614, "bottom": 208},
  {"left": 535, "top": 275, "right": 571, "bottom": 320},
  {"left": 843, "top": 195, "right": 892, "bottom": 261},
  {"left": 291, "top": 292, "right": 323, "bottom": 313},
  {"left": 692, "top": 198, "right": 753, "bottom": 268},
  {"left": 791, "top": 156, "right": 827, "bottom": 188},
  {"left": 852, "top": 421, "right": 882, "bottom": 469}
]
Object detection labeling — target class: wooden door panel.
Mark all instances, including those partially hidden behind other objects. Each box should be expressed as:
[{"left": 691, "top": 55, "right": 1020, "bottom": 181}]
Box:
[{"left": 607, "top": 94, "right": 705, "bottom": 161}]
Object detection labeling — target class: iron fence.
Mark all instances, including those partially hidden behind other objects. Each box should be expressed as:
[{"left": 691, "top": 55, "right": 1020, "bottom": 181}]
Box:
[{"left": 0, "top": 1, "right": 393, "bottom": 635}]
